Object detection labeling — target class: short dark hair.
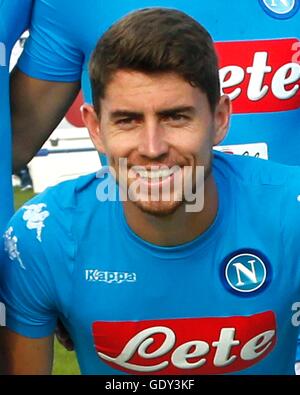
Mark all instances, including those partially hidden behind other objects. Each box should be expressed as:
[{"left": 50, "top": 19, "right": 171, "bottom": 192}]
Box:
[{"left": 90, "top": 7, "right": 220, "bottom": 114}]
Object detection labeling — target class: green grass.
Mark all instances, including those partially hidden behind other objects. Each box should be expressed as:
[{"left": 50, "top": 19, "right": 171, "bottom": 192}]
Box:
[
  {"left": 53, "top": 339, "right": 80, "bottom": 375},
  {"left": 14, "top": 187, "right": 80, "bottom": 375},
  {"left": 14, "top": 187, "right": 36, "bottom": 211}
]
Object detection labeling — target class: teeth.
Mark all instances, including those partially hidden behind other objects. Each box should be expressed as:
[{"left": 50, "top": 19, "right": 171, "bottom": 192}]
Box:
[{"left": 137, "top": 169, "right": 174, "bottom": 179}]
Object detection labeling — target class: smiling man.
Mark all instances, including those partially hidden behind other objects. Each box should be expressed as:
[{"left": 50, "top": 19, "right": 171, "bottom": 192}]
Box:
[{"left": 1, "top": 8, "right": 300, "bottom": 375}]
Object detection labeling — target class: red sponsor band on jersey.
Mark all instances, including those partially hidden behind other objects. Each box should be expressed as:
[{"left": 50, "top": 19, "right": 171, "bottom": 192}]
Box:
[
  {"left": 92, "top": 311, "right": 277, "bottom": 374},
  {"left": 216, "top": 38, "right": 300, "bottom": 113}
]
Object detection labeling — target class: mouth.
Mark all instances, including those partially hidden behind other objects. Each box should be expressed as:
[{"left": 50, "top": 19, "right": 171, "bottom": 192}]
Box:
[{"left": 129, "top": 166, "right": 182, "bottom": 188}]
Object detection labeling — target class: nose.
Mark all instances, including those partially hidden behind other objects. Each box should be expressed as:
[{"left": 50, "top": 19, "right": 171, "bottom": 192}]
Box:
[{"left": 138, "top": 119, "right": 169, "bottom": 159}]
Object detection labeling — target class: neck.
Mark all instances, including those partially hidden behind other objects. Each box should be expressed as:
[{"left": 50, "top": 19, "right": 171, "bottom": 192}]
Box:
[{"left": 123, "top": 174, "right": 219, "bottom": 246}]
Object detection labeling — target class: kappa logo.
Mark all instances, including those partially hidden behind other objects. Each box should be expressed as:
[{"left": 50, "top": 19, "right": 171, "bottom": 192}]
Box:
[
  {"left": 85, "top": 269, "right": 136, "bottom": 284},
  {"left": 259, "top": 0, "right": 299, "bottom": 18},
  {"left": 22, "top": 203, "right": 50, "bottom": 242},
  {"left": 92, "top": 312, "right": 277, "bottom": 374},
  {"left": 221, "top": 250, "right": 271, "bottom": 295},
  {"left": 3, "top": 227, "right": 26, "bottom": 270}
]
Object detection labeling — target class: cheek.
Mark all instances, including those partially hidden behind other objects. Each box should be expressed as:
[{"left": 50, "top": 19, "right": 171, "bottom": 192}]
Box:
[
  {"left": 172, "top": 132, "right": 212, "bottom": 157},
  {"left": 102, "top": 132, "right": 135, "bottom": 158}
]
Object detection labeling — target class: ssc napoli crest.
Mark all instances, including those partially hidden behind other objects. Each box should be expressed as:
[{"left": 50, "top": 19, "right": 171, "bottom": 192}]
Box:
[
  {"left": 259, "top": 0, "right": 299, "bottom": 19},
  {"left": 221, "top": 250, "right": 271, "bottom": 295}
]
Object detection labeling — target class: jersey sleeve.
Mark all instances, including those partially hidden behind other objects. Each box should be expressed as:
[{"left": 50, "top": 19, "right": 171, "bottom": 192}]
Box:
[
  {"left": 0, "top": 201, "right": 58, "bottom": 338},
  {"left": 17, "top": 0, "right": 83, "bottom": 82}
]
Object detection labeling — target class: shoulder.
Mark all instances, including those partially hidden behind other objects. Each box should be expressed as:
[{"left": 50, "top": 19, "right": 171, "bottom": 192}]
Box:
[
  {"left": 18, "top": 0, "right": 85, "bottom": 81},
  {"left": 213, "top": 151, "right": 300, "bottom": 247},
  {"left": 32, "top": 0, "right": 84, "bottom": 30},
  {"left": 3, "top": 172, "right": 106, "bottom": 272},
  {"left": 6, "top": 172, "right": 99, "bottom": 241},
  {"left": 213, "top": 150, "right": 300, "bottom": 188},
  {"left": 33, "top": 0, "right": 75, "bottom": 16}
]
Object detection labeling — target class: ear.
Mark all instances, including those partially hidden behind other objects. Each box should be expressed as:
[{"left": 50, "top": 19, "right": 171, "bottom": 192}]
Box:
[
  {"left": 213, "top": 95, "right": 231, "bottom": 146},
  {"left": 81, "top": 104, "right": 105, "bottom": 154}
]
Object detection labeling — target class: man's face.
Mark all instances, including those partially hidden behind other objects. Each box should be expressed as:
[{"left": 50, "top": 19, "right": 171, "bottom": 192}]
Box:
[{"left": 88, "top": 70, "right": 229, "bottom": 216}]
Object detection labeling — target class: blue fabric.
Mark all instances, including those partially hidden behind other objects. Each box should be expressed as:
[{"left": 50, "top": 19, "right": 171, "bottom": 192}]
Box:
[
  {"left": 1, "top": 151, "right": 300, "bottom": 374},
  {"left": 0, "top": 0, "right": 32, "bottom": 237}
]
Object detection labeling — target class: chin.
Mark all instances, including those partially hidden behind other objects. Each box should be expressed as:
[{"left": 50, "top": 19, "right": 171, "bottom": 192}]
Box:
[{"left": 134, "top": 200, "right": 183, "bottom": 218}]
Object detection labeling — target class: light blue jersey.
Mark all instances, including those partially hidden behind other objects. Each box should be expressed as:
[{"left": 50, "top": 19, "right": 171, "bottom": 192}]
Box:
[
  {"left": 14, "top": 0, "right": 300, "bottom": 366},
  {"left": 0, "top": 0, "right": 32, "bottom": 236},
  {"left": 18, "top": 0, "right": 300, "bottom": 165},
  {"left": 1, "top": 151, "right": 300, "bottom": 374}
]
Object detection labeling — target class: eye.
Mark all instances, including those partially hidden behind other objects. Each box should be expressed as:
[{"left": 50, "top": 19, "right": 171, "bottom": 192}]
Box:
[
  {"left": 115, "top": 117, "right": 141, "bottom": 130},
  {"left": 115, "top": 118, "right": 138, "bottom": 129},
  {"left": 170, "top": 114, "right": 186, "bottom": 121},
  {"left": 163, "top": 113, "right": 189, "bottom": 124},
  {"left": 116, "top": 117, "right": 134, "bottom": 125}
]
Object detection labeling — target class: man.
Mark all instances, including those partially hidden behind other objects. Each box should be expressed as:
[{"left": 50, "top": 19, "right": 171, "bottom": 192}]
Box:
[
  {"left": 10, "top": 0, "right": 300, "bottom": 369},
  {"left": 1, "top": 8, "right": 300, "bottom": 375}
]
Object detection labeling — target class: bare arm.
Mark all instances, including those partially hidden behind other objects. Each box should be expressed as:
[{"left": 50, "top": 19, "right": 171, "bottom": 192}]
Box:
[
  {"left": 10, "top": 67, "right": 81, "bottom": 172},
  {"left": 0, "top": 327, "right": 54, "bottom": 375}
]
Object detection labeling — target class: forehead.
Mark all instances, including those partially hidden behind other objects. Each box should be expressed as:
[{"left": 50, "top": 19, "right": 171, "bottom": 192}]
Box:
[{"left": 101, "top": 70, "right": 207, "bottom": 112}]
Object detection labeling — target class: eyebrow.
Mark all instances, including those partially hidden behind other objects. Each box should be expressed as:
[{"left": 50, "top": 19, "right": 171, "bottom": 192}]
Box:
[
  {"left": 110, "top": 106, "right": 196, "bottom": 120},
  {"left": 110, "top": 110, "right": 142, "bottom": 120}
]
